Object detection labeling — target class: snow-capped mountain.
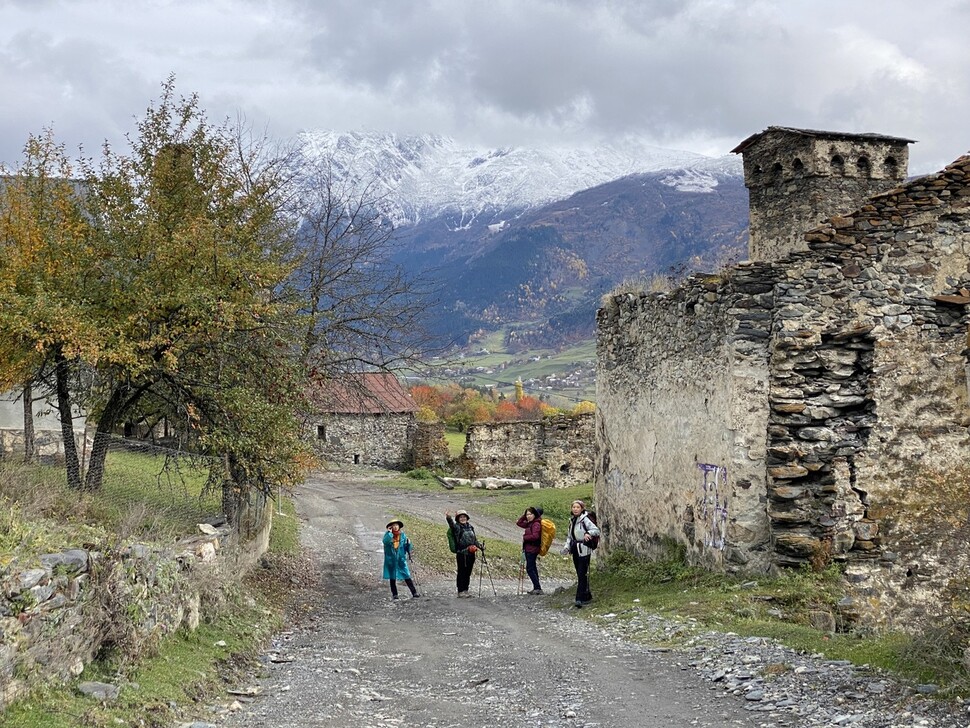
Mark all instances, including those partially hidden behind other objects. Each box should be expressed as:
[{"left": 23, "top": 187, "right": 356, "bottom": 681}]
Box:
[
  {"left": 294, "top": 130, "right": 748, "bottom": 346},
  {"left": 297, "top": 130, "right": 742, "bottom": 230}
]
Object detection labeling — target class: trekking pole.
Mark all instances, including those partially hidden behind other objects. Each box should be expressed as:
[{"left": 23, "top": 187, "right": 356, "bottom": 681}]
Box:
[
  {"left": 407, "top": 551, "right": 420, "bottom": 591},
  {"left": 478, "top": 551, "right": 484, "bottom": 597},
  {"left": 479, "top": 540, "right": 498, "bottom": 596}
]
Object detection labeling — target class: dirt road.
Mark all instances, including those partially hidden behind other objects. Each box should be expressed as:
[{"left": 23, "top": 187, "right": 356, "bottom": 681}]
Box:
[{"left": 219, "top": 471, "right": 767, "bottom": 728}]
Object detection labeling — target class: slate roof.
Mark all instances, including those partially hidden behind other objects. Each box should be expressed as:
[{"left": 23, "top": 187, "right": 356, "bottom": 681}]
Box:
[
  {"left": 731, "top": 126, "right": 916, "bottom": 155},
  {"left": 312, "top": 373, "right": 418, "bottom": 415}
]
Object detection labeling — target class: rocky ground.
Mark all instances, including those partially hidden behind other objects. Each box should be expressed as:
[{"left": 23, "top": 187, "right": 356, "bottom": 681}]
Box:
[{"left": 186, "top": 471, "right": 970, "bottom": 728}]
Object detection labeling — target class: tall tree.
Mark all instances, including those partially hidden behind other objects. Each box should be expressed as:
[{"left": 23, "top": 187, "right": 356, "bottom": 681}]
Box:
[
  {"left": 0, "top": 131, "right": 97, "bottom": 487},
  {"left": 73, "top": 78, "right": 309, "bottom": 499}
]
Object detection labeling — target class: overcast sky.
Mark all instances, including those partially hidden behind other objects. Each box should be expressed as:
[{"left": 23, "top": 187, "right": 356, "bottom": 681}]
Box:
[{"left": 2, "top": 0, "right": 967, "bottom": 174}]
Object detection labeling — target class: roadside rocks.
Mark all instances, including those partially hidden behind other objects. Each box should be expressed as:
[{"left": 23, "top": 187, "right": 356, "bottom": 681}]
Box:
[{"left": 592, "top": 607, "right": 966, "bottom": 727}]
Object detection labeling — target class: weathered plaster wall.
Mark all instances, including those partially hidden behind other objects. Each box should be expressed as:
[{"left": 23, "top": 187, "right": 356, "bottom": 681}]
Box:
[
  {"left": 595, "top": 265, "right": 774, "bottom": 571},
  {"left": 0, "top": 392, "right": 87, "bottom": 461},
  {"left": 461, "top": 414, "right": 594, "bottom": 488},
  {"left": 312, "top": 413, "right": 416, "bottom": 470}
]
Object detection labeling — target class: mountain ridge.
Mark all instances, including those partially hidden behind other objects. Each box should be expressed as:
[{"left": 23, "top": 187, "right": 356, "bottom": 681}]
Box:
[{"left": 295, "top": 131, "right": 749, "bottom": 347}]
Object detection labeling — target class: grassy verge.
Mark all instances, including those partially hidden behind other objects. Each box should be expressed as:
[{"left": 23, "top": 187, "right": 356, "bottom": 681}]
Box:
[
  {"left": 0, "top": 595, "right": 280, "bottom": 728},
  {"left": 578, "top": 546, "right": 970, "bottom": 695},
  {"left": 0, "top": 456, "right": 298, "bottom": 727}
]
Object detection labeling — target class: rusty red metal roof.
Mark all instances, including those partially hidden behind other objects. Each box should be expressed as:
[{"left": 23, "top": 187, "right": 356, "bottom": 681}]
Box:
[{"left": 311, "top": 373, "right": 418, "bottom": 415}]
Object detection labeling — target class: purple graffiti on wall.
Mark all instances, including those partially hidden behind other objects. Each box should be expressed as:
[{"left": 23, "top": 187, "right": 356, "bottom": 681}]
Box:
[{"left": 697, "top": 463, "right": 728, "bottom": 550}]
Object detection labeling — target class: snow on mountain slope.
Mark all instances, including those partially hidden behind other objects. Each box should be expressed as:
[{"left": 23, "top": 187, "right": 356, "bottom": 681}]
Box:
[{"left": 297, "top": 130, "right": 742, "bottom": 229}]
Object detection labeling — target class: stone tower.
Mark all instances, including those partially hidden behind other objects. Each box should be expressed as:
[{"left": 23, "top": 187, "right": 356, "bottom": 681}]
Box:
[{"left": 731, "top": 127, "right": 913, "bottom": 262}]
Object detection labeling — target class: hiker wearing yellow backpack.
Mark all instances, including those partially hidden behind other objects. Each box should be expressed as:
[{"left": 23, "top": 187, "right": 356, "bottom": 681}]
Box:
[{"left": 516, "top": 506, "right": 548, "bottom": 595}]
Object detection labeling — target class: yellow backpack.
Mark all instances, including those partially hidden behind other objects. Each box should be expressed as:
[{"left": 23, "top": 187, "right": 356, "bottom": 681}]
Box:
[{"left": 538, "top": 518, "right": 556, "bottom": 557}]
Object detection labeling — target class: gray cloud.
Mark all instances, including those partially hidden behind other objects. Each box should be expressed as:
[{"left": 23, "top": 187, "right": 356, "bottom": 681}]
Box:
[{"left": 0, "top": 0, "right": 966, "bottom": 173}]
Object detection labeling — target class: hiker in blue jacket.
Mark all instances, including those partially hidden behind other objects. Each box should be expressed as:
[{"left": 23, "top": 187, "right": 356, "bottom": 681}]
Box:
[
  {"left": 446, "top": 510, "right": 481, "bottom": 597},
  {"left": 383, "top": 519, "right": 419, "bottom": 600}
]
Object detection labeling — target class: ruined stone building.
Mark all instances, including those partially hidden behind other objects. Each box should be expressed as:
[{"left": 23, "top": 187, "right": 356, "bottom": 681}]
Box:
[
  {"left": 596, "top": 127, "right": 970, "bottom": 629},
  {"left": 459, "top": 413, "right": 594, "bottom": 487}
]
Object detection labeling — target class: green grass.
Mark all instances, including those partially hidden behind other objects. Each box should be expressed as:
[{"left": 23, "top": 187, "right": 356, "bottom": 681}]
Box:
[
  {"left": 267, "top": 493, "right": 300, "bottom": 556},
  {"left": 444, "top": 429, "right": 466, "bottom": 458},
  {"left": 570, "top": 546, "right": 970, "bottom": 695},
  {"left": 472, "top": 482, "right": 594, "bottom": 526},
  {"left": 0, "top": 449, "right": 220, "bottom": 569},
  {"left": 0, "top": 489, "right": 299, "bottom": 728},
  {"left": 371, "top": 477, "right": 592, "bottom": 583}
]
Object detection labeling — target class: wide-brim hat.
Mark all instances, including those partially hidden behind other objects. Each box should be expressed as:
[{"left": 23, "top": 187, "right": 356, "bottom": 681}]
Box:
[
  {"left": 386, "top": 519, "right": 404, "bottom": 529},
  {"left": 455, "top": 509, "right": 470, "bottom": 519}
]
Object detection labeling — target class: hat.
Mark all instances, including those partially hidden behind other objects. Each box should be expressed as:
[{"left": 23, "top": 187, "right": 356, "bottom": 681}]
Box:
[
  {"left": 386, "top": 519, "right": 404, "bottom": 529},
  {"left": 534, "top": 506, "right": 544, "bottom": 518},
  {"left": 455, "top": 509, "right": 470, "bottom": 520}
]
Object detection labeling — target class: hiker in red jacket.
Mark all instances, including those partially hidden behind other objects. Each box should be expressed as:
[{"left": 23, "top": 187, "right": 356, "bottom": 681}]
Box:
[{"left": 516, "top": 506, "right": 544, "bottom": 595}]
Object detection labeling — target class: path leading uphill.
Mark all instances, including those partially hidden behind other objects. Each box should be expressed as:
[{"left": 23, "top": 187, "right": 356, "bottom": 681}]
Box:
[{"left": 214, "top": 470, "right": 967, "bottom": 728}]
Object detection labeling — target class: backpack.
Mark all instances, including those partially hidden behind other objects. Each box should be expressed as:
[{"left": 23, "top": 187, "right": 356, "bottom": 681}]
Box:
[
  {"left": 583, "top": 511, "right": 600, "bottom": 551},
  {"left": 538, "top": 518, "right": 556, "bottom": 557},
  {"left": 446, "top": 527, "right": 457, "bottom": 554}
]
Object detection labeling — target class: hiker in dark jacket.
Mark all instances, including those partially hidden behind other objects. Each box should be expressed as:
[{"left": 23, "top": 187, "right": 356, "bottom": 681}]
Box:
[
  {"left": 561, "top": 499, "right": 599, "bottom": 608},
  {"left": 446, "top": 509, "right": 481, "bottom": 597},
  {"left": 516, "top": 506, "right": 543, "bottom": 595},
  {"left": 382, "top": 519, "right": 419, "bottom": 600}
]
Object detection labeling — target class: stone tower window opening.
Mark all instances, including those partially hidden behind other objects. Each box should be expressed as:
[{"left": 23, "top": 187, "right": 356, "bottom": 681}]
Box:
[
  {"left": 317, "top": 424, "right": 327, "bottom": 441},
  {"left": 770, "top": 161, "right": 783, "bottom": 178},
  {"left": 883, "top": 156, "right": 899, "bottom": 178},
  {"left": 792, "top": 158, "right": 805, "bottom": 177},
  {"left": 857, "top": 156, "right": 871, "bottom": 177},
  {"left": 831, "top": 154, "right": 845, "bottom": 175}
]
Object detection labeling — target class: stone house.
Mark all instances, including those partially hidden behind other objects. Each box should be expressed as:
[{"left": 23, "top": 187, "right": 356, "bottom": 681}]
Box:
[
  {"left": 308, "top": 372, "right": 420, "bottom": 469},
  {"left": 596, "top": 127, "right": 970, "bottom": 629}
]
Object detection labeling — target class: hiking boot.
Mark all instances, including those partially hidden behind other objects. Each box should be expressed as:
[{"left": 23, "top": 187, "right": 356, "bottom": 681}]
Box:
[
  {"left": 574, "top": 600, "right": 583, "bottom": 608},
  {"left": 411, "top": 593, "right": 421, "bottom": 598},
  {"left": 392, "top": 595, "right": 399, "bottom": 601},
  {"left": 527, "top": 589, "right": 544, "bottom": 595}
]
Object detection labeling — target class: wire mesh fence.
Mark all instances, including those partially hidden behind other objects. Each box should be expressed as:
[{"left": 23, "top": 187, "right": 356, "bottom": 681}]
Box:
[{"left": 0, "top": 433, "right": 226, "bottom": 566}]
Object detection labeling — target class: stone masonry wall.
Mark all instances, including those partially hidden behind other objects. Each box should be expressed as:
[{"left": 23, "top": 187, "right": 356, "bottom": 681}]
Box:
[
  {"left": 461, "top": 413, "right": 594, "bottom": 488},
  {"left": 742, "top": 132, "right": 909, "bottom": 262},
  {"left": 0, "top": 526, "right": 236, "bottom": 709},
  {"left": 764, "top": 156, "right": 970, "bottom": 629},
  {"left": 413, "top": 421, "right": 449, "bottom": 469},
  {"left": 595, "top": 265, "right": 775, "bottom": 571},
  {"left": 597, "top": 151, "right": 970, "bottom": 630},
  {"left": 313, "top": 413, "right": 416, "bottom": 470}
]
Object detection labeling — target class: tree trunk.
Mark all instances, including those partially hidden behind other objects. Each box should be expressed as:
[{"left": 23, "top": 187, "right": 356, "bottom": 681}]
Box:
[
  {"left": 22, "top": 382, "right": 35, "bottom": 464},
  {"left": 83, "top": 386, "right": 129, "bottom": 491},
  {"left": 54, "top": 352, "right": 83, "bottom": 490}
]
